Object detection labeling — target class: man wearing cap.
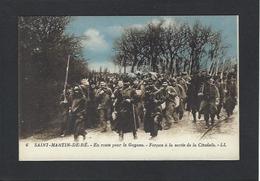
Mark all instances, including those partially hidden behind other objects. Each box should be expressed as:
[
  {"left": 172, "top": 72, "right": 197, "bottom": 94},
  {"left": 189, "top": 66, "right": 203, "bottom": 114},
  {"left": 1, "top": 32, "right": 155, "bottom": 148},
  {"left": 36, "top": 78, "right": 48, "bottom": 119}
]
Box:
[
  {"left": 86, "top": 80, "right": 98, "bottom": 128},
  {"left": 79, "top": 78, "right": 91, "bottom": 128},
  {"left": 113, "top": 78, "right": 139, "bottom": 141},
  {"left": 175, "top": 77, "right": 187, "bottom": 120},
  {"left": 132, "top": 79, "right": 145, "bottom": 124},
  {"left": 187, "top": 73, "right": 201, "bottom": 122},
  {"left": 198, "top": 76, "right": 220, "bottom": 126},
  {"left": 96, "top": 81, "right": 113, "bottom": 132},
  {"left": 143, "top": 81, "right": 163, "bottom": 139},
  {"left": 155, "top": 81, "right": 178, "bottom": 129},
  {"left": 71, "top": 85, "right": 87, "bottom": 141},
  {"left": 169, "top": 77, "right": 185, "bottom": 122}
]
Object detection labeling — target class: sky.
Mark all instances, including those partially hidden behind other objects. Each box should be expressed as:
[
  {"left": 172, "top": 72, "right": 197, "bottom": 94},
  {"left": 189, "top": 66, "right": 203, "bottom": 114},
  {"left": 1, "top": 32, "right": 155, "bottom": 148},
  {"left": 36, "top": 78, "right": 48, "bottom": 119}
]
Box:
[{"left": 65, "top": 16, "right": 238, "bottom": 72}]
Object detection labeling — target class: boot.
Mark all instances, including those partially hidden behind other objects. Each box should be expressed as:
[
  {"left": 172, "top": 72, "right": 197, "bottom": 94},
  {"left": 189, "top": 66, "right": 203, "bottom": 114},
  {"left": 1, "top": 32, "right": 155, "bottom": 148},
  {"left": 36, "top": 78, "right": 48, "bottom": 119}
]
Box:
[
  {"left": 133, "top": 132, "right": 138, "bottom": 139},
  {"left": 198, "top": 113, "right": 201, "bottom": 119},
  {"left": 74, "top": 135, "right": 79, "bottom": 141},
  {"left": 119, "top": 131, "right": 124, "bottom": 141}
]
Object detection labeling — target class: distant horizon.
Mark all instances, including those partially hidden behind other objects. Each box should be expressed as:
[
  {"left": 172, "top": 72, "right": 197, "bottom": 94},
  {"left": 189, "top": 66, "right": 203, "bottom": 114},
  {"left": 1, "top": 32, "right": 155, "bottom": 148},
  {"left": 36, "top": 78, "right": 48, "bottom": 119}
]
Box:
[{"left": 65, "top": 16, "right": 238, "bottom": 73}]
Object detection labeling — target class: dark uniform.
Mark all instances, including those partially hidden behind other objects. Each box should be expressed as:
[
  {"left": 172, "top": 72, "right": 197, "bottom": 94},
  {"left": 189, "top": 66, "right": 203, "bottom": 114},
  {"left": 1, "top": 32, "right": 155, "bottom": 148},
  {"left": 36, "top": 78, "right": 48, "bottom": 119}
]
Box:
[
  {"left": 132, "top": 80, "right": 145, "bottom": 125},
  {"left": 86, "top": 81, "right": 98, "bottom": 128},
  {"left": 114, "top": 82, "right": 139, "bottom": 140},
  {"left": 186, "top": 74, "right": 202, "bottom": 122},
  {"left": 143, "top": 84, "right": 163, "bottom": 138},
  {"left": 199, "top": 78, "right": 220, "bottom": 125},
  {"left": 223, "top": 78, "right": 237, "bottom": 117},
  {"left": 71, "top": 86, "right": 87, "bottom": 140},
  {"left": 169, "top": 78, "right": 182, "bottom": 123}
]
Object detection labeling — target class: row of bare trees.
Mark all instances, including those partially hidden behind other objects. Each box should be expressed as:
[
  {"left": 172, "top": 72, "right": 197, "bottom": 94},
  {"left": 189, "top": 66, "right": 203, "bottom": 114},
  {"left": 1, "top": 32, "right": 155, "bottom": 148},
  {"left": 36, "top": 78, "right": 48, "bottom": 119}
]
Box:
[{"left": 113, "top": 20, "right": 231, "bottom": 75}]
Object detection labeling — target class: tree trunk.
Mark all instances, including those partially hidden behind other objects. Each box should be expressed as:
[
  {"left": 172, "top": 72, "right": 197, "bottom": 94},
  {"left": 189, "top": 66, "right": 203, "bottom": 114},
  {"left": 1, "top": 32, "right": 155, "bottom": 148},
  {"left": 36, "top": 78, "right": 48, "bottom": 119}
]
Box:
[{"left": 169, "top": 58, "right": 174, "bottom": 74}]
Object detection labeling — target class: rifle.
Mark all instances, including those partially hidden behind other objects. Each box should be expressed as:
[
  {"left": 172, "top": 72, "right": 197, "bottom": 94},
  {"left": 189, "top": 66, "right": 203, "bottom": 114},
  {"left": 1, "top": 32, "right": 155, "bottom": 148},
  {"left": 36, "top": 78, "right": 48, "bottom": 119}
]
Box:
[
  {"left": 132, "top": 104, "right": 137, "bottom": 131},
  {"left": 63, "top": 55, "right": 70, "bottom": 103},
  {"left": 215, "top": 58, "right": 220, "bottom": 76},
  {"left": 221, "top": 58, "right": 226, "bottom": 80}
]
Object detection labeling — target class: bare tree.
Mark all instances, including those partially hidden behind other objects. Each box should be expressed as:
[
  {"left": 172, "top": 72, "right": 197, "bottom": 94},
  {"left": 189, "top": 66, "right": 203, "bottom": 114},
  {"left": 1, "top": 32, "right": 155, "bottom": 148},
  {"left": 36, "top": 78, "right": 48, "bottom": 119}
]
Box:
[{"left": 113, "top": 20, "right": 229, "bottom": 75}]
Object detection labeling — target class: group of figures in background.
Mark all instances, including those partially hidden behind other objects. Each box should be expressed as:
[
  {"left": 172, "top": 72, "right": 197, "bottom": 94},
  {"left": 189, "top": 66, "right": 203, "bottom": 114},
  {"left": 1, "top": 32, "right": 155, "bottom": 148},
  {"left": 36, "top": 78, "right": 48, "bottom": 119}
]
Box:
[{"left": 60, "top": 70, "right": 237, "bottom": 141}]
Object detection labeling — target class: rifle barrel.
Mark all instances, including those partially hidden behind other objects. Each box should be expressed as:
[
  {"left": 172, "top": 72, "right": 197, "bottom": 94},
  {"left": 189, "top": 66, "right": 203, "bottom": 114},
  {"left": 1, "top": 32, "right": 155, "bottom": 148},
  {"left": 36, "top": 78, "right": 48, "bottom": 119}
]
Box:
[{"left": 64, "top": 55, "right": 70, "bottom": 91}]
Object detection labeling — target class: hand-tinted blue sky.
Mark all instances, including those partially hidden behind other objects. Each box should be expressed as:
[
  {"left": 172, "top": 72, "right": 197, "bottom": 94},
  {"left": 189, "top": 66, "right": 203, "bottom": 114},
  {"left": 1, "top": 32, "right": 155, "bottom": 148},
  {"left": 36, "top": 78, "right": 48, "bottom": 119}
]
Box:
[{"left": 65, "top": 16, "right": 238, "bottom": 72}]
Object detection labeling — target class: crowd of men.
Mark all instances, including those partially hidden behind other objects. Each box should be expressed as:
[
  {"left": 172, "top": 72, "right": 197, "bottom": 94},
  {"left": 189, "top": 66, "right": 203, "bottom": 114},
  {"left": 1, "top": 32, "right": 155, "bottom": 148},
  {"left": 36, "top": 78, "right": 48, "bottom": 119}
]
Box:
[{"left": 59, "top": 70, "right": 237, "bottom": 141}]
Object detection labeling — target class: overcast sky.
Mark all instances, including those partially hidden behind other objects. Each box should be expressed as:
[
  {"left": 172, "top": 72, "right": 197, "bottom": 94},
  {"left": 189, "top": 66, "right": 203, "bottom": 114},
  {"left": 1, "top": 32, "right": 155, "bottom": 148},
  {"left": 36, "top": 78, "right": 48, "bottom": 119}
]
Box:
[{"left": 65, "top": 16, "right": 238, "bottom": 72}]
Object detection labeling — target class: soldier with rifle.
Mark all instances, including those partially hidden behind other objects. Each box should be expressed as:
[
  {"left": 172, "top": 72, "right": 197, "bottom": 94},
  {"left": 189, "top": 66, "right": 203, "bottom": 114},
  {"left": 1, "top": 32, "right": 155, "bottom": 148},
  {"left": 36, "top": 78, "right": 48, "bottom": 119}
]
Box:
[
  {"left": 71, "top": 85, "right": 87, "bottom": 141},
  {"left": 60, "top": 55, "right": 73, "bottom": 137}
]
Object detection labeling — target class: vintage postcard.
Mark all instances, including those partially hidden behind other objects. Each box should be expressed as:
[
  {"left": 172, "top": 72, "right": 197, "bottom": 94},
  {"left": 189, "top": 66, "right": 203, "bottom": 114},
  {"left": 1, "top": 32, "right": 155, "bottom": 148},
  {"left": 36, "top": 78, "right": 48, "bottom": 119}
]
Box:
[{"left": 18, "top": 16, "right": 239, "bottom": 160}]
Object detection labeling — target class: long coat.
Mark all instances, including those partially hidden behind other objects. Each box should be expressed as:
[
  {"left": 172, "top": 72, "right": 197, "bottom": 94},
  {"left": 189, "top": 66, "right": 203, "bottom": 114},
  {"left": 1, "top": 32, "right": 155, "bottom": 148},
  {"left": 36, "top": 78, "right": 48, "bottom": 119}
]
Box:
[
  {"left": 223, "top": 81, "right": 237, "bottom": 114},
  {"left": 187, "top": 76, "right": 202, "bottom": 112},
  {"left": 113, "top": 86, "right": 139, "bottom": 133},
  {"left": 199, "top": 82, "right": 220, "bottom": 114},
  {"left": 143, "top": 89, "right": 162, "bottom": 135},
  {"left": 71, "top": 93, "right": 86, "bottom": 137}
]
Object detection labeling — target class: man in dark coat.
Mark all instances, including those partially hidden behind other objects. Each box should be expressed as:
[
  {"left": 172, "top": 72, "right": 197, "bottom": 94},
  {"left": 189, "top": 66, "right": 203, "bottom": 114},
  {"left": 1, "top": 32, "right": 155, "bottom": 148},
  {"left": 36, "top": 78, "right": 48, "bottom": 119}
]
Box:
[
  {"left": 199, "top": 77, "right": 220, "bottom": 126},
  {"left": 223, "top": 77, "right": 237, "bottom": 117},
  {"left": 132, "top": 79, "right": 145, "bottom": 125},
  {"left": 114, "top": 78, "right": 139, "bottom": 141},
  {"left": 186, "top": 74, "right": 202, "bottom": 122},
  {"left": 143, "top": 82, "right": 163, "bottom": 139},
  {"left": 86, "top": 80, "right": 98, "bottom": 128},
  {"left": 71, "top": 85, "right": 87, "bottom": 141}
]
